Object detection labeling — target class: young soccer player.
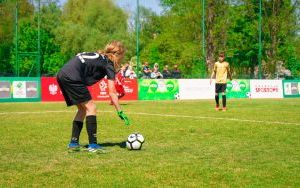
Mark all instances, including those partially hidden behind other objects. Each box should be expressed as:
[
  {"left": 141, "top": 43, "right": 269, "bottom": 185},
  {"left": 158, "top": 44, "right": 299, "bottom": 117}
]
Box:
[
  {"left": 109, "top": 70, "right": 126, "bottom": 105},
  {"left": 56, "top": 41, "right": 130, "bottom": 153},
  {"left": 210, "top": 52, "right": 232, "bottom": 111}
]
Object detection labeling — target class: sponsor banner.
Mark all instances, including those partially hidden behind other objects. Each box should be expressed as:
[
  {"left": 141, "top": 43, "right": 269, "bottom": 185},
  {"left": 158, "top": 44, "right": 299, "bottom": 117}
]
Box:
[
  {"left": 178, "top": 79, "right": 214, "bottom": 99},
  {"left": 12, "top": 81, "right": 39, "bottom": 98},
  {"left": 138, "top": 79, "right": 179, "bottom": 100},
  {"left": 89, "top": 78, "right": 138, "bottom": 100},
  {"left": 122, "top": 78, "right": 138, "bottom": 100},
  {"left": 226, "top": 79, "right": 250, "bottom": 99},
  {"left": 0, "top": 81, "right": 11, "bottom": 99},
  {"left": 282, "top": 80, "right": 300, "bottom": 98},
  {"left": 12, "top": 81, "right": 26, "bottom": 98},
  {"left": 0, "top": 77, "right": 40, "bottom": 102},
  {"left": 89, "top": 79, "right": 110, "bottom": 100},
  {"left": 250, "top": 79, "right": 283, "bottom": 98},
  {"left": 26, "top": 81, "right": 38, "bottom": 98},
  {"left": 41, "top": 77, "right": 65, "bottom": 101},
  {"left": 41, "top": 77, "right": 138, "bottom": 101}
]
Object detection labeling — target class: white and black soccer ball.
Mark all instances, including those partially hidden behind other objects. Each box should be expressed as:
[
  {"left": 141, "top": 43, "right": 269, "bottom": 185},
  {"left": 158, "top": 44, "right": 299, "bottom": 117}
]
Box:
[
  {"left": 126, "top": 133, "right": 145, "bottom": 150},
  {"left": 174, "top": 92, "right": 180, "bottom": 100}
]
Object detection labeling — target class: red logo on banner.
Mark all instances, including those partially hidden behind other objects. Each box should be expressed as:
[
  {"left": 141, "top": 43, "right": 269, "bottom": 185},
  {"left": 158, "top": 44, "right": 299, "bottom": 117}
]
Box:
[
  {"left": 122, "top": 79, "right": 138, "bottom": 100},
  {"left": 89, "top": 78, "right": 138, "bottom": 100},
  {"left": 89, "top": 80, "right": 110, "bottom": 100},
  {"left": 41, "top": 77, "right": 138, "bottom": 102},
  {"left": 41, "top": 77, "right": 65, "bottom": 101},
  {"left": 255, "top": 85, "right": 279, "bottom": 93},
  {"left": 49, "top": 84, "right": 58, "bottom": 95}
]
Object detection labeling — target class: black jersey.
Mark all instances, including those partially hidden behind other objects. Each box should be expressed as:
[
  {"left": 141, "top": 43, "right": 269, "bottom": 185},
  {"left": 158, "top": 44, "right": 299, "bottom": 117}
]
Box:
[{"left": 59, "top": 52, "right": 115, "bottom": 86}]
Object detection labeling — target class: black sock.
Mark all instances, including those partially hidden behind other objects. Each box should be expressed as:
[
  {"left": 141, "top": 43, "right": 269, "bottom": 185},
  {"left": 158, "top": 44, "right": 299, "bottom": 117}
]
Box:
[
  {"left": 222, "top": 95, "right": 226, "bottom": 108},
  {"left": 215, "top": 95, "right": 219, "bottom": 107},
  {"left": 70, "top": 121, "right": 83, "bottom": 143},
  {"left": 86, "top": 115, "right": 97, "bottom": 144}
]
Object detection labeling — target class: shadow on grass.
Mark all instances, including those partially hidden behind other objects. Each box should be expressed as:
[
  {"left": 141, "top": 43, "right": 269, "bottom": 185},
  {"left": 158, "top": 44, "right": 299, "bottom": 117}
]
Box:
[
  {"left": 101, "top": 141, "right": 127, "bottom": 148},
  {"left": 83, "top": 141, "right": 126, "bottom": 148}
]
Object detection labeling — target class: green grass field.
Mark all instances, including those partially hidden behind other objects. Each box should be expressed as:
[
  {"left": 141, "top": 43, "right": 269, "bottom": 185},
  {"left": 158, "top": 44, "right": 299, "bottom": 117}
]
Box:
[{"left": 0, "top": 99, "right": 300, "bottom": 187}]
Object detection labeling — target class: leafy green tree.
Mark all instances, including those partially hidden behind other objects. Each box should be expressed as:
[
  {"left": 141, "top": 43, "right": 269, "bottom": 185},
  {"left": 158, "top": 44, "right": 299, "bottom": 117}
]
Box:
[
  {"left": 55, "top": 0, "right": 132, "bottom": 61},
  {"left": 153, "top": 0, "right": 300, "bottom": 78},
  {"left": 261, "top": 0, "right": 299, "bottom": 78},
  {"left": 0, "top": 0, "right": 34, "bottom": 76},
  {"left": 40, "top": 1, "right": 63, "bottom": 75},
  {"left": 9, "top": 1, "right": 62, "bottom": 76},
  {"left": 139, "top": 0, "right": 203, "bottom": 77}
]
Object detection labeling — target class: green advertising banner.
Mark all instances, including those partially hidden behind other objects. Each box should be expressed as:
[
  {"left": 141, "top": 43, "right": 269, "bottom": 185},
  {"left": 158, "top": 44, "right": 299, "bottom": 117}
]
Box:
[
  {"left": 0, "top": 77, "right": 41, "bottom": 102},
  {"left": 138, "top": 79, "right": 179, "bottom": 100},
  {"left": 226, "top": 79, "right": 250, "bottom": 99},
  {"left": 283, "top": 80, "right": 300, "bottom": 98}
]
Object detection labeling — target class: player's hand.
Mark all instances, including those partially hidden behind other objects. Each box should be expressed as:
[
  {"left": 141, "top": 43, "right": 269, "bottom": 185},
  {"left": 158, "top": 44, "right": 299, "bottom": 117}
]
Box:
[{"left": 117, "top": 111, "right": 130, "bottom": 126}]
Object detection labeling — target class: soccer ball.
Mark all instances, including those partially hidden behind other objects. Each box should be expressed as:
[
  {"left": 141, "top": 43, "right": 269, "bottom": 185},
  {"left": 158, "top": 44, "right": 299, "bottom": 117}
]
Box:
[
  {"left": 174, "top": 92, "right": 180, "bottom": 100},
  {"left": 126, "top": 133, "right": 145, "bottom": 150}
]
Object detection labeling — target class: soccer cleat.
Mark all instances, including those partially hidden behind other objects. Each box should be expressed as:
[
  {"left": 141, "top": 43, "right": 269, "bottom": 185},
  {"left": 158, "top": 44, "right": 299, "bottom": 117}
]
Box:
[
  {"left": 87, "top": 144, "right": 107, "bottom": 154},
  {"left": 68, "top": 142, "right": 81, "bottom": 152},
  {"left": 215, "top": 106, "right": 220, "bottom": 111},
  {"left": 222, "top": 107, "right": 227, "bottom": 111}
]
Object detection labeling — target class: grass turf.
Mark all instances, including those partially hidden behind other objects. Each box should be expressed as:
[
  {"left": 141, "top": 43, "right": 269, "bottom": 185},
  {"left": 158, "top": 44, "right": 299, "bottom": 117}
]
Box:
[{"left": 0, "top": 99, "right": 299, "bottom": 187}]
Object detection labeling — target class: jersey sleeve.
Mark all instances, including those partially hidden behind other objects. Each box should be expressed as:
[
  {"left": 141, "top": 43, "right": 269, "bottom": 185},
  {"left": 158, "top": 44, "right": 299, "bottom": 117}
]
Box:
[{"left": 106, "top": 63, "right": 116, "bottom": 80}]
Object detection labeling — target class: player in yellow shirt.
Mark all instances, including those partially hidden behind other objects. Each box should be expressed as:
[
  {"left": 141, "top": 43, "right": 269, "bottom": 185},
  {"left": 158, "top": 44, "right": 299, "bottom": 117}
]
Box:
[{"left": 210, "top": 52, "right": 232, "bottom": 111}]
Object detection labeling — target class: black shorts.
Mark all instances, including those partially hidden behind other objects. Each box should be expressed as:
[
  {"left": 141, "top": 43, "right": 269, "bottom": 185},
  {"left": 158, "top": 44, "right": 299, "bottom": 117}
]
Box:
[
  {"left": 215, "top": 83, "right": 227, "bottom": 93},
  {"left": 56, "top": 71, "right": 91, "bottom": 106}
]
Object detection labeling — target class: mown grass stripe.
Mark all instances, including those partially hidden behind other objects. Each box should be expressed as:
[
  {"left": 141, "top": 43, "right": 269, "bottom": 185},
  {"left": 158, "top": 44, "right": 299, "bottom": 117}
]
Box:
[{"left": 1, "top": 110, "right": 299, "bottom": 126}]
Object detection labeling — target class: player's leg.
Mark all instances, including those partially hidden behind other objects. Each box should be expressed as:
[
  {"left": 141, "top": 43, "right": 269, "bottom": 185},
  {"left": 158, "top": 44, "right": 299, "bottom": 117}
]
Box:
[
  {"left": 215, "top": 84, "right": 220, "bottom": 111},
  {"left": 215, "top": 93, "right": 220, "bottom": 110},
  {"left": 69, "top": 105, "right": 86, "bottom": 147},
  {"left": 82, "top": 100, "right": 105, "bottom": 153},
  {"left": 221, "top": 84, "right": 227, "bottom": 111},
  {"left": 221, "top": 92, "right": 226, "bottom": 111},
  {"left": 110, "top": 92, "right": 125, "bottom": 105},
  {"left": 83, "top": 100, "right": 97, "bottom": 144}
]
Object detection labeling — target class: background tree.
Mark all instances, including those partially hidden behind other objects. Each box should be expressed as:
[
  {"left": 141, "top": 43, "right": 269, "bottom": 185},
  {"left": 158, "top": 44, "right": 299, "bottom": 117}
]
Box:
[
  {"left": 1, "top": 0, "right": 299, "bottom": 78},
  {"left": 55, "top": 0, "right": 133, "bottom": 62},
  {"left": 40, "top": 1, "right": 63, "bottom": 76},
  {"left": 140, "top": 0, "right": 203, "bottom": 77},
  {"left": 0, "top": 0, "right": 34, "bottom": 76},
  {"left": 9, "top": 0, "right": 62, "bottom": 76}
]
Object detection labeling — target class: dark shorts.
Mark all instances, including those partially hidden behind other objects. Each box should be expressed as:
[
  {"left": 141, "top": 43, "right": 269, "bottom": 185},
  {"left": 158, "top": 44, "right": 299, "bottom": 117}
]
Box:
[
  {"left": 215, "top": 83, "right": 227, "bottom": 93},
  {"left": 56, "top": 71, "right": 91, "bottom": 106}
]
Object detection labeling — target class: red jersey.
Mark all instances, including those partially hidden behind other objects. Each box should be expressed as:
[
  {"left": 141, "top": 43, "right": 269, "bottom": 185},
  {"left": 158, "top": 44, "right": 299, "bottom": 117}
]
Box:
[{"left": 115, "top": 72, "right": 125, "bottom": 96}]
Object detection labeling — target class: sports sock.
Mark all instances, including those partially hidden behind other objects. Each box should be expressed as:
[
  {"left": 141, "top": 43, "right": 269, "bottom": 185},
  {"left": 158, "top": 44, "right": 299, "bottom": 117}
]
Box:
[
  {"left": 86, "top": 115, "right": 97, "bottom": 144},
  {"left": 70, "top": 121, "right": 83, "bottom": 143},
  {"left": 215, "top": 94, "right": 219, "bottom": 107},
  {"left": 222, "top": 95, "right": 226, "bottom": 108}
]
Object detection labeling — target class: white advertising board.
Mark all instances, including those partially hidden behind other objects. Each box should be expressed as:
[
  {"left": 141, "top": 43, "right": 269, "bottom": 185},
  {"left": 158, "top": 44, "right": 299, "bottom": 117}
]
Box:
[
  {"left": 178, "top": 79, "right": 215, "bottom": 99},
  {"left": 13, "top": 81, "right": 26, "bottom": 98},
  {"left": 250, "top": 80, "right": 283, "bottom": 98}
]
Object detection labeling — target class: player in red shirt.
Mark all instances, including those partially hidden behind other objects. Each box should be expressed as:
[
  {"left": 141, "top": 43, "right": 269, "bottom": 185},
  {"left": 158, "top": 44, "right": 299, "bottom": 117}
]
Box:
[
  {"left": 115, "top": 70, "right": 125, "bottom": 99},
  {"left": 110, "top": 69, "right": 125, "bottom": 105}
]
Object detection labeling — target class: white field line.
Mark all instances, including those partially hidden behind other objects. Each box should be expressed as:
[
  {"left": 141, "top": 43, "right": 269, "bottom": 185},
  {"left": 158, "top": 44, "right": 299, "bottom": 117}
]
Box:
[{"left": 0, "top": 110, "right": 299, "bottom": 126}]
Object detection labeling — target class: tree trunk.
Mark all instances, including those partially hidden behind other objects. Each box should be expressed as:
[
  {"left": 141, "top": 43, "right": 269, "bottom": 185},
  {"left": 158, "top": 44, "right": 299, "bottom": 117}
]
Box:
[{"left": 206, "top": 0, "right": 216, "bottom": 73}]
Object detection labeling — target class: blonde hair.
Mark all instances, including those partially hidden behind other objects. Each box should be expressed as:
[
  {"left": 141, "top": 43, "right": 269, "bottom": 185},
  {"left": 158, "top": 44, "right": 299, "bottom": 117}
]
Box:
[{"left": 98, "top": 41, "right": 126, "bottom": 71}]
